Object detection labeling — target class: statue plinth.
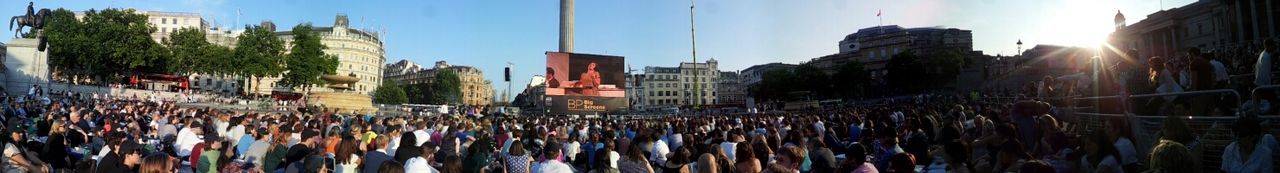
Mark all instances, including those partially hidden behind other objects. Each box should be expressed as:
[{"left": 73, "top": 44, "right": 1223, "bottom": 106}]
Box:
[{"left": 308, "top": 74, "right": 375, "bottom": 114}]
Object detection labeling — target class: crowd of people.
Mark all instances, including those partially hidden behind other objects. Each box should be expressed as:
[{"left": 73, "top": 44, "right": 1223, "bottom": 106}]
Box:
[
  {"left": 0, "top": 87, "right": 1274, "bottom": 173},
  {"left": 0, "top": 40, "right": 1275, "bottom": 173}
]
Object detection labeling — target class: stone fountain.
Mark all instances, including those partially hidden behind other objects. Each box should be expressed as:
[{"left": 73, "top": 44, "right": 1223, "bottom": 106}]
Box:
[{"left": 306, "top": 73, "right": 375, "bottom": 114}]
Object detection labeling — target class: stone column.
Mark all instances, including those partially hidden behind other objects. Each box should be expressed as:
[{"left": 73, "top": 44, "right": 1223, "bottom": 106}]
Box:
[{"left": 560, "top": 0, "right": 574, "bottom": 53}]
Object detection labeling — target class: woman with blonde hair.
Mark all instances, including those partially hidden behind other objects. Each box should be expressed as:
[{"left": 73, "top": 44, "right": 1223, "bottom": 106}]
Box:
[
  {"left": 139, "top": 154, "right": 174, "bottom": 173},
  {"left": 1159, "top": 116, "right": 1203, "bottom": 172},
  {"left": 1148, "top": 140, "right": 1198, "bottom": 173},
  {"left": 41, "top": 119, "right": 70, "bottom": 171}
]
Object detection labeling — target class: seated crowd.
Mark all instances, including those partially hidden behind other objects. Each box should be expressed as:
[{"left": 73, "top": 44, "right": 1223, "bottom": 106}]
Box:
[{"left": 0, "top": 92, "right": 1273, "bottom": 173}]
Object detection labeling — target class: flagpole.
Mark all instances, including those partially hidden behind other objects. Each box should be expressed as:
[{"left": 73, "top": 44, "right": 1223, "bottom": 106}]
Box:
[{"left": 878, "top": 9, "right": 883, "bottom": 33}]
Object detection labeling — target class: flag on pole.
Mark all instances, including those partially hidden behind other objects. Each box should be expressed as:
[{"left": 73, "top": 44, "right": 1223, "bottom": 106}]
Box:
[{"left": 877, "top": 9, "right": 881, "bottom": 16}]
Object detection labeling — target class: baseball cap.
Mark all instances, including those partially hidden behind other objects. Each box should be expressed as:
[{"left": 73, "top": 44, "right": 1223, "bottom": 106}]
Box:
[{"left": 5, "top": 120, "right": 24, "bottom": 131}]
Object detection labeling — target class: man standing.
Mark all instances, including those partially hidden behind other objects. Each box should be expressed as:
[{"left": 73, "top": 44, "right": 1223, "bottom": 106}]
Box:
[
  {"left": 363, "top": 136, "right": 393, "bottom": 173},
  {"left": 1188, "top": 48, "right": 1218, "bottom": 116},
  {"left": 1257, "top": 39, "right": 1277, "bottom": 86},
  {"left": 1208, "top": 51, "right": 1229, "bottom": 88}
]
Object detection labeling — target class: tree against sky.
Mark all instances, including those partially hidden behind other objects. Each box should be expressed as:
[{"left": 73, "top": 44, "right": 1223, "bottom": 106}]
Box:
[
  {"left": 235, "top": 25, "right": 286, "bottom": 95},
  {"left": 46, "top": 8, "right": 167, "bottom": 82},
  {"left": 403, "top": 82, "right": 429, "bottom": 104},
  {"left": 792, "top": 64, "right": 831, "bottom": 98},
  {"left": 166, "top": 28, "right": 237, "bottom": 78},
  {"left": 833, "top": 60, "right": 869, "bottom": 98},
  {"left": 752, "top": 69, "right": 796, "bottom": 102},
  {"left": 430, "top": 70, "right": 463, "bottom": 105},
  {"left": 279, "top": 24, "right": 340, "bottom": 91},
  {"left": 886, "top": 52, "right": 927, "bottom": 93},
  {"left": 372, "top": 81, "right": 408, "bottom": 105},
  {"left": 164, "top": 27, "right": 212, "bottom": 76},
  {"left": 44, "top": 8, "right": 92, "bottom": 81}
]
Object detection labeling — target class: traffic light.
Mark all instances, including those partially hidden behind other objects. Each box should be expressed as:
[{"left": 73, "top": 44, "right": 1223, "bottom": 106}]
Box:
[{"left": 504, "top": 67, "right": 511, "bottom": 82}]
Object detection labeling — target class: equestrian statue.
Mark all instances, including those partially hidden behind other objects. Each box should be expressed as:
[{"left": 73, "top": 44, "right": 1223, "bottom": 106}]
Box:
[{"left": 9, "top": 2, "right": 52, "bottom": 51}]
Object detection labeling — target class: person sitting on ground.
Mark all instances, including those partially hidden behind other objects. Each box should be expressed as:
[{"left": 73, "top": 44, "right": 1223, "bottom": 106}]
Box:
[{"left": 1220, "top": 116, "right": 1277, "bottom": 173}]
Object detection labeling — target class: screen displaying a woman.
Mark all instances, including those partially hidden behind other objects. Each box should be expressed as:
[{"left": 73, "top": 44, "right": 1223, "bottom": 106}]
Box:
[{"left": 578, "top": 62, "right": 602, "bottom": 96}]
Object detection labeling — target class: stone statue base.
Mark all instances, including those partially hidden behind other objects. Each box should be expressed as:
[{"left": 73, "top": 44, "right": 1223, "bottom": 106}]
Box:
[
  {"left": 3, "top": 38, "right": 50, "bottom": 96},
  {"left": 307, "top": 91, "right": 376, "bottom": 115}
]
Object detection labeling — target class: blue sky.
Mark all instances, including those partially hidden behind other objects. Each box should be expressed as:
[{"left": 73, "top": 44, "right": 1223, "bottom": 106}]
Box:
[{"left": 2, "top": 0, "right": 1195, "bottom": 101}]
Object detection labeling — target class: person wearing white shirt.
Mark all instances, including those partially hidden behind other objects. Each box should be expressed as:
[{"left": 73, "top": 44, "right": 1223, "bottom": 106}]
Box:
[
  {"left": 1221, "top": 118, "right": 1278, "bottom": 173},
  {"left": 1258, "top": 40, "right": 1277, "bottom": 86},
  {"left": 1211, "top": 57, "right": 1228, "bottom": 84},
  {"left": 214, "top": 117, "right": 230, "bottom": 137},
  {"left": 1114, "top": 137, "right": 1139, "bottom": 166},
  {"left": 1151, "top": 59, "right": 1183, "bottom": 102},
  {"left": 669, "top": 133, "right": 683, "bottom": 151},
  {"left": 721, "top": 134, "right": 743, "bottom": 162},
  {"left": 650, "top": 138, "right": 670, "bottom": 164},
  {"left": 387, "top": 128, "right": 403, "bottom": 155},
  {"left": 404, "top": 143, "right": 439, "bottom": 173},
  {"left": 414, "top": 128, "right": 430, "bottom": 147},
  {"left": 563, "top": 138, "right": 580, "bottom": 162},
  {"left": 532, "top": 142, "right": 574, "bottom": 173},
  {"left": 227, "top": 121, "right": 247, "bottom": 148},
  {"left": 173, "top": 122, "right": 204, "bottom": 157}
]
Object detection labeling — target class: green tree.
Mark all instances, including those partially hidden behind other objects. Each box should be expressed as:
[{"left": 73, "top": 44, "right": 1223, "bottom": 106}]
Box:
[
  {"left": 792, "top": 64, "right": 831, "bottom": 98},
  {"left": 202, "top": 45, "right": 237, "bottom": 77},
  {"left": 46, "top": 8, "right": 166, "bottom": 82},
  {"left": 429, "top": 70, "right": 463, "bottom": 105},
  {"left": 753, "top": 69, "right": 796, "bottom": 102},
  {"left": 886, "top": 52, "right": 928, "bottom": 92},
  {"left": 278, "top": 24, "right": 340, "bottom": 91},
  {"left": 372, "top": 82, "right": 409, "bottom": 104},
  {"left": 833, "top": 61, "right": 870, "bottom": 98},
  {"left": 403, "top": 82, "right": 430, "bottom": 104},
  {"left": 164, "top": 27, "right": 213, "bottom": 76},
  {"left": 235, "top": 25, "right": 286, "bottom": 96},
  {"left": 44, "top": 8, "right": 92, "bottom": 81},
  {"left": 926, "top": 50, "right": 967, "bottom": 85},
  {"left": 85, "top": 8, "right": 169, "bottom": 74}
]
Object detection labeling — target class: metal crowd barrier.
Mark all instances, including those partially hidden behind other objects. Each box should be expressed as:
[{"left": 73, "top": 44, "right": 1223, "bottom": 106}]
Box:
[{"left": 1065, "top": 88, "right": 1280, "bottom": 172}]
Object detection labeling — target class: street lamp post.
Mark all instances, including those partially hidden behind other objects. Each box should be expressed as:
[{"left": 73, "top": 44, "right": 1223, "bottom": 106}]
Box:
[{"left": 1017, "top": 39, "right": 1023, "bottom": 56}]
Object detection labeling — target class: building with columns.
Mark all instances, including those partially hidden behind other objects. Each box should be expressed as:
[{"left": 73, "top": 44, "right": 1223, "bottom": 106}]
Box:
[{"left": 1109, "top": 0, "right": 1280, "bottom": 59}]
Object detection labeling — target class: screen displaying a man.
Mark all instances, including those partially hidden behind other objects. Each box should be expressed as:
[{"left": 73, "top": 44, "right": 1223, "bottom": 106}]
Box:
[
  {"left": 576, "top": 62, "right": 602, "bottom": 96},
  {"left": 546, "top": 67, "right": 560, "bottom": 88}
]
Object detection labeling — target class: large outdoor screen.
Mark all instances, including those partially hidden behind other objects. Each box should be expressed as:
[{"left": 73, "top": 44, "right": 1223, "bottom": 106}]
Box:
[{"left": 545, "top": 52, "right": 627, "bottom": 114}]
